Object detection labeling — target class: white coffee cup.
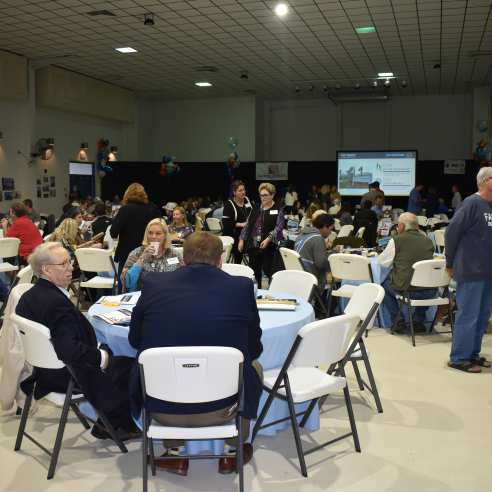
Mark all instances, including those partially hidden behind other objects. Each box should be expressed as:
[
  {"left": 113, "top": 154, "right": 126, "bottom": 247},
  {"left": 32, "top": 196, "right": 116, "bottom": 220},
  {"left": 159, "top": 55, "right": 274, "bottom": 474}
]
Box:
[{"left": 150, "top": 242, "right": 160, "bottom": 255}]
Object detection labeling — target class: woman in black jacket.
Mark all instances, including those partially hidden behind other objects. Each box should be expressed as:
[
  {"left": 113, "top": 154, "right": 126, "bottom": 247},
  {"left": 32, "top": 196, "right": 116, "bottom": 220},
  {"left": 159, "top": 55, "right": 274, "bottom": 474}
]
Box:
[
  {"left": 238, "top": 182, "right": 285, "bottom": 286},
  {"left": 222, "top": 180, "right": 252, "bottom": 263},
  {"left": 110, "top": 183, "right": 160, "bottom": 285}
]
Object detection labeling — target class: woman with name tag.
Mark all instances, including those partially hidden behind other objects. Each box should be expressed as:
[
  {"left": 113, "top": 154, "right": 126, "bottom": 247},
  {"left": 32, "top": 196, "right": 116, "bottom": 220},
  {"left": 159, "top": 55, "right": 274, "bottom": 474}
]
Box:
[
  {"left": 239, "top": 182, "right": 285, "bottom": 286},
  {"left": 121, "top": 218, "right": 182, "bottom": 292},
  {"left": 222, "top": 179, "right": 252, "bottom": 263},
  {"left": 168, "top": 206, "right": 194, "bottom": 244}
]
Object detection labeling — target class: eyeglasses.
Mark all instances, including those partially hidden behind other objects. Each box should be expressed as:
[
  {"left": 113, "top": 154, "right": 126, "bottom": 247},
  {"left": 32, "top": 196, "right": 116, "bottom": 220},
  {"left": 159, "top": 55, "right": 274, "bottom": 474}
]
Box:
[
  {"left": 259, "top": 193, "right": 271, "bottom": 198},
  {"left": 47, "top": 259, "right": 74, "bottom": 268}
]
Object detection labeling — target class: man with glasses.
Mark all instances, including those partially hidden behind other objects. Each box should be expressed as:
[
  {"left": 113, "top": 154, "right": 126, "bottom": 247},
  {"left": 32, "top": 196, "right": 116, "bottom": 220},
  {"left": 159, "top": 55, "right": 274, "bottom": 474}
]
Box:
[
  {"left": 16, "top": 242, "right": 139, "bottom": 440},
  {"left": 446, "top": 167, "right": 492, "bottom": 373}
]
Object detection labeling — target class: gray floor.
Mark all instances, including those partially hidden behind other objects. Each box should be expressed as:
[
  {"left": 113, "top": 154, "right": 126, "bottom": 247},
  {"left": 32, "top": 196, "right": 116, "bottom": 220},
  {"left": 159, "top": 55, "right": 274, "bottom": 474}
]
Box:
[{"left": 1, "top": 326, "right": 491, "bottom": 492}]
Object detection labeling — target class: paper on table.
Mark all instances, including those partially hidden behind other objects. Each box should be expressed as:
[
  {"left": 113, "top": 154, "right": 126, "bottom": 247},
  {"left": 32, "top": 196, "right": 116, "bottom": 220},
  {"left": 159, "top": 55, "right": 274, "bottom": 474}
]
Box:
[
  {"left": 93, "top": 309, "right": 131, "bottom": 325},
  {"left": 98, "top": 293, "right": 140, "bottom": 307}
]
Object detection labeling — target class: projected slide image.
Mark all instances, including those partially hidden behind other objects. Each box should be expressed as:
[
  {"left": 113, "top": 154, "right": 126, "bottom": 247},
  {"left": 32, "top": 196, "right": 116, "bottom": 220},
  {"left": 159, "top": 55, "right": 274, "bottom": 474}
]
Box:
[{"left": 337, "top": 151, "right": 416, "bottom": 197}]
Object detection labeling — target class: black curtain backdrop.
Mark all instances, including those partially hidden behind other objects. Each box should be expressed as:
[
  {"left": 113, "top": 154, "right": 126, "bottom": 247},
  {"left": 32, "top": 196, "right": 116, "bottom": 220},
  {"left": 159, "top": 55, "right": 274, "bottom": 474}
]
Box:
[{"left": 101, "top": 159, "right": 480, "bottom": 209}]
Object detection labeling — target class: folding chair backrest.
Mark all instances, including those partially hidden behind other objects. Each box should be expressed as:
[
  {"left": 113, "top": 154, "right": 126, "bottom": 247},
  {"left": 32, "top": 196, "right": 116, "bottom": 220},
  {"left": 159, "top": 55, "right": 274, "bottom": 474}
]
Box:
[
  {"left": 269, "top": 270, "right": 317, "bottom": 301},
  {"left": 16, "top": 265, "right": 34, "bottom": 284},
  {"left": 11, "top": 313, "right": 65, "bottom": 370},
  {"left": 75, "top": 248, "right": 115, "bottom": 274},
  {"left": 337, "top": 225, "right": 354, "bottom": 238},
  {"left": 221, "top": 263, "right": 255, "bottom": 279},
  {"left": 410, "top": 259, "right": 450, "bottom": 288},
  {"left": 8, "top": 283, "right": 34, "bottom": 309},
  {"left": 292, "top": 314, "right": 360, "bottom": 367},
  {"left": 344, "top": 283, "right": 385, "bottom": 329},
  {"left": 334, "top": 218, "right": 341, "bottom": 231},
  {"left": 138, "top": 346, "right": 243, "bottom": 403},
  {"left": 329, "top": 253, "right": 372, "bottom": 282},
  {"left": 206, "top": 218, "right": 222, "bottom": 232},
  {"left": 355, "top": 227, "right": 365, "bottom": 239},
  {"left": 434, "top": 228, "right": 445, "bottom": 248},
  {"left": 0, "top": 237, "right": 20, "bottom": 258},
  {"left": 417, "top": 216, "right": 428, "bottom": 227},
  {"left": 221, "top": 243, "right": 233, "bottom": 263},
  {"left": 279, "top": 247, "right": 304, "bottom": 271},
  {"left": 219, "top": 236, "right": 235, "bottom": 247}
]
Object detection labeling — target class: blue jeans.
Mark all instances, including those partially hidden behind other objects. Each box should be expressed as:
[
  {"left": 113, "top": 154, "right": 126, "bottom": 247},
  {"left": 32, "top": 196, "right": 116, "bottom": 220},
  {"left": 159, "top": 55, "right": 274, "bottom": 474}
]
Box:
[
  {"left": 450, "top": 279, "right": 492, "bottom": 364},
  {"left": 382, "top": 278, "right": 437, "bottom": 327},
  {"left": 0, "top": 277, "right": 9, "bottom": 302}
]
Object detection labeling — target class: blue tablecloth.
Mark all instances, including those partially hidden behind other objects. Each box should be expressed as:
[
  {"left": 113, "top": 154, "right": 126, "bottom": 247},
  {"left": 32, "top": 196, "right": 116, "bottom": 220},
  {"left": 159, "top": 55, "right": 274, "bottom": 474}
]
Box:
[{"left": 87, "top": 289, "right": 316, "bottom": 453}]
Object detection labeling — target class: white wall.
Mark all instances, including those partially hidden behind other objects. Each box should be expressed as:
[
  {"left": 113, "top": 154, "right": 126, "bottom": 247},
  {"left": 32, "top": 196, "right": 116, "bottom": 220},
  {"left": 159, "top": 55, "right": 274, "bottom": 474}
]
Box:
[
  {"left": 265, "top": 94, "right": 472, "bottom": 161},
  {"left": 138, "top": 96, "right": 256, "bottom": 162}
]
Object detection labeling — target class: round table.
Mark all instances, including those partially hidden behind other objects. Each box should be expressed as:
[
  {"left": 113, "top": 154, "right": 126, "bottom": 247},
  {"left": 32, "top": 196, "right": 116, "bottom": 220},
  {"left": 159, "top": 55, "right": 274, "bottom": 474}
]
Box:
[{"left": 87, "top": 289, "right": 317, "bottom": 451}]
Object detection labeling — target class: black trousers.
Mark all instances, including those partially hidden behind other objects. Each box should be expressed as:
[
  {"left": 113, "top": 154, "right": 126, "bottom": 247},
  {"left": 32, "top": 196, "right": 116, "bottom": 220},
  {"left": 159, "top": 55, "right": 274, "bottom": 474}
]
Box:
[{"left": 248, "top": 246, "right": 276, "bottom": 286}]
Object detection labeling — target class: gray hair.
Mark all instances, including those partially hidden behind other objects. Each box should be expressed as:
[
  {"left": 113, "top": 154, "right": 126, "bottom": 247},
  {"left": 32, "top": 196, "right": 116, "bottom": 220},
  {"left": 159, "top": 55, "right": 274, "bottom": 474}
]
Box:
[
  {"left": 398, "top": 212, "right": 419, "bottom": 231},
  {"left": 476, "top": 166, "right": 492, "bottom": 188},
  {"left": 28, "top": 242, "right": 65, "bottom": 276}
]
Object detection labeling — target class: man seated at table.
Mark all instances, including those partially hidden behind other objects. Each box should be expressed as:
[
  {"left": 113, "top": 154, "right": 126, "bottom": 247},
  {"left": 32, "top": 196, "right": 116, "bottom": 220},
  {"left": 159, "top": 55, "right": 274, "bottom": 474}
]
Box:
[
  {"left": 16, "top": 242, "right": 139, "bottom": 440},
  {"left": 377, "top": 212, "right": 436, "bottom": 331},
  {"left": 129, "top": 231, "right": 263, "bottom": 476},
  {"left": 294, "top": 213, "right": 335, "bottom": 291}
]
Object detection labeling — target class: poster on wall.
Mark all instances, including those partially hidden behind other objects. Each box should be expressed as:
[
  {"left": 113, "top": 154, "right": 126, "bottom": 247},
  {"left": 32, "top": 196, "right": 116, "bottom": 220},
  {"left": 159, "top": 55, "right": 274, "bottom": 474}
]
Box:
[
  {"left": 2, "top": 177, "right": 14, "bottom": 190},
  {"left": 255, "top": 162, "right": 288, "bottom": 181},
  {"left": 4, "top": 191, "right": 13, "bottom": 200},
  {"left": 444, "top": 160, "right": 465, "bottom": 175}
]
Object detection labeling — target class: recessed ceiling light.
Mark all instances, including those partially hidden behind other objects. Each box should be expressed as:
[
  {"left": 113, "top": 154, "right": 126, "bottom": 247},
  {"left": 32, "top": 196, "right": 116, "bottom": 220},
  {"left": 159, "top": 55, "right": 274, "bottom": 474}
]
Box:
[
  {"left": 115, "top": 47, "right": 137, "bottom": 53},
  {"left": 275, "top": 3, "right": 289, "bottom": 17},
  {"left": 195, "top": 81, "right": 212, "bottom": 87},
  {"left": 355, "top": 26, "right": 376, "bottom": 34},
  {"left": 378, "top": 72, "right": 394, "bottom": 77}
]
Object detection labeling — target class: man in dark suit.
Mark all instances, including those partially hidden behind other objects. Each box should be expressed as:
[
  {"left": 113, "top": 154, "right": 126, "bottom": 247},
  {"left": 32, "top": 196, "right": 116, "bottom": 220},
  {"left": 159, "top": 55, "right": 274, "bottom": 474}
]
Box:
[
  {"left": 16, "top": 242, "right": 138, "bottom": 440},
  {"left": 129, "top": 231, "right": 263, "bottom": 476}
]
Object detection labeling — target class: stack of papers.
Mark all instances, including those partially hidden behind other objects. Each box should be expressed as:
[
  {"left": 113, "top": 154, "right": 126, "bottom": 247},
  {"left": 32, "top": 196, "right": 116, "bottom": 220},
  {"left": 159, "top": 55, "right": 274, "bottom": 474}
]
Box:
[
  {"left": 98, "top": 294, "right": 139, "bottom": 307},
  {"left": 256, "top": 297, "right": 297, "bottom": 311},
  {"left": 93, "top": 309, "right": 132, "bottom": 325}
]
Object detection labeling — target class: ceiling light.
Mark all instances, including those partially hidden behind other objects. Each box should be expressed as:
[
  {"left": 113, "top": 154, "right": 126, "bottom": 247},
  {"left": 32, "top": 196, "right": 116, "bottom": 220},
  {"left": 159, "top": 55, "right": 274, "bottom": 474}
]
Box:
[
  {"left": 378, "top": 72, "right": 394, "bottom": 78},
  {"left": 372, "top": 80, "right": 378, "bottom": 88},
  {"left": 115, "top": 47, "right": 137, "bottom": 53},
  {"left": 275, "top": 3, "right": 289, "bottom": 17},
  {"left": 356, "top": 26, "right": 376, "bottom": 34},
  {"left": 195, "top": 81, "right": 212, "bottom": 87},
  {"left": 384, "top": 79, "right": 391, "bottom": 87}
]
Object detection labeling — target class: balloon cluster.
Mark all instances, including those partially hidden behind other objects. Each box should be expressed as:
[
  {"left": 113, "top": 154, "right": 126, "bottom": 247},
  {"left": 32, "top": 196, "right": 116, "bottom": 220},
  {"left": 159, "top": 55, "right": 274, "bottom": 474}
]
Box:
[
  {"left": 160, "top": 155, "right": 180, "bottom": 176},
  {"left": 474, "top": 139, "right": 489, "bottom": 166},
  {"left": 226, "top": 137, "right": 240, "bottom": 178},
  {"left": 96, "top": 138, "right": 113, "bottom": 177}
]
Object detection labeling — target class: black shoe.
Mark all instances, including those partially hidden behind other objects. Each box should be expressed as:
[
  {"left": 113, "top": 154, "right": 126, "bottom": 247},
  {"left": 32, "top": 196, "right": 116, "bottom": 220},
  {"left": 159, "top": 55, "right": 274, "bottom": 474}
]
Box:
[{"left": 91, "top": 424, "right": 141, "bottom": 441}]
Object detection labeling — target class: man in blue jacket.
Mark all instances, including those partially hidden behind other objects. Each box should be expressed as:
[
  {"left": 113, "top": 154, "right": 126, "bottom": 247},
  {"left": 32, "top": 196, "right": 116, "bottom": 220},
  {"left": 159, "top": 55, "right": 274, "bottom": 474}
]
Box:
[
  {"left": 446, "top": 167, "right": 492, "bottom": 373},
  {"left": 129, "top": 232, "right": 263, "bottom": 475}
]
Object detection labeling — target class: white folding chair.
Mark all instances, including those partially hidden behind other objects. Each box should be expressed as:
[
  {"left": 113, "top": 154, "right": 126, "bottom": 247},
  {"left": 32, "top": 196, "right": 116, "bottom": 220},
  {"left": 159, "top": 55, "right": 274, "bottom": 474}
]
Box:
[
  {"left": 0, "top": 265, "right": 34, "bottom": 318},
  {"left": 219, "top": 236, "right": 235, "bottom": 263},
  {"left": 252, "top": 314, "right": 361, "bottom": 477},
  {"left": 138, "top": 346, "right": 245, "bottom": 492},
  {"left": 333, "top": 218, "right": 341, "bottom": 231},
  {"left": 392, "top": 259, "right": 452, "bottom": 347},
  {"left": 343, "top": 283, "right": 385, "bottom": 413},
  {"left": 434, "top": 228, "right": 445, "bottom": 254},
  {"left": 416, "top": 216, "right": 428, "bottom": 228},
  {"left": 337, "top": 225, "right": 354, "bottom": 238},
  {"left": 74, "top": 248, "right": 118, "bottom": 309},
  {"left": 219, "top": 235, "right": 235, "bottom": 248},
  {"left": 206, "top": 217, "right": 222, "bottom": 234},
  {"left": 221, "top": 263, "right": 255, "bottom": 280},
  {"left": 0, "top": 237, "right": 20, "bottom": 274},
  {"left": 269, "top": 270, "right": 317, "bottom": 302},
  {"left": 11, "top": 313, "right": 127, "bottom": 479},
  {"left": 328, "top": 253, "right": 373, "bottom": 313},
  {"left": 280, "top": 248, "right": 328, "bottom": 317},
  {"left": 355, "top": 226, "right": 365, "bottom": 239}
]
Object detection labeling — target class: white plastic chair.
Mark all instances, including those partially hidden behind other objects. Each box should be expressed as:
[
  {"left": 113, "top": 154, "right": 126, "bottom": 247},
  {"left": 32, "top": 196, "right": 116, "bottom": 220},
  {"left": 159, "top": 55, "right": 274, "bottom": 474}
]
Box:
[
  {"left": 434, "top": 228, "right": 445, "bottom": 254},
  {"left": 344, "top": 283, "right": 385, "bottom": 413},
  {"left": 337, "top": 225, "right": 354, "bottom": 238},
  {"left": 0, "top": 237, "right": 20, "bottom": 273},
  {"left": 138, "top": 346, "right": 245, "bottom": 492},
  {"left": 0, "top": 265, "right": 34, "bottom": 318},
  {"left": 74, "top": 248, "right": 118, "bottom": 308},
  {"left": 355, "top": 226, "right": 365, "bottom": 239},
  {"left": 334, "top": 218, "right": 341, "bottom": 231},
  {"left": 416, "top": 216, "right": 428, "bottom": 228},
  {"left": 269, "top": 270, "right": 317, "bottom": 302},
  {"left": 219, "top": 236, "right": 234, "bottom": 263},
  {"left": 328, "top": 253, "right": 373, "bottom": 310},
  {"left": 221, "top": 263, "right": 255, "bottom": 280},
  {"left": 252, "top": 313, "right": 361, "bottom": 477},
  {"left": 219, "top": 235, "right": 235, "bottom": 247},
  {"left": 11, "top": 313, "right": 127, "bottom": 479},
  {"left": 393, "top": 259, "right": 452, "bottom": 347},
  {"left": 279, "top": 247, "right": 304, "bottom": 271},
  {"left": 206, "top": 217, "right": 222, "bottom": 234}
]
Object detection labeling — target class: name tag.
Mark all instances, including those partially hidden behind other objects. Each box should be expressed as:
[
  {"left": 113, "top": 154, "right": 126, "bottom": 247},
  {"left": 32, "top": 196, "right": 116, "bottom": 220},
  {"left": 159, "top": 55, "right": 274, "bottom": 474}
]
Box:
[
  {"left": 167, "top": 257, "right": 180, "bottom": 265},
  {"left": 270, "top": 210, "right": 278, "bottom": 215}
]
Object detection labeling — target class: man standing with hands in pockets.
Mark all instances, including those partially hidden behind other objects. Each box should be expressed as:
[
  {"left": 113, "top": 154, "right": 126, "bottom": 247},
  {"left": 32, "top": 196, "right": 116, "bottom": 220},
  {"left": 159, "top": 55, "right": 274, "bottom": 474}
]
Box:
[{"left": 446, "top": 167, "right": 492, "bottom": 373}]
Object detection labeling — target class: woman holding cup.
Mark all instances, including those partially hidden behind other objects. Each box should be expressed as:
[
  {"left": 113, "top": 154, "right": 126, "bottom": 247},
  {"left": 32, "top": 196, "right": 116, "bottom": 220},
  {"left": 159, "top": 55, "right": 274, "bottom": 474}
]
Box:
[{"left": 121, "top": 218, "right": 182, "bottom": 292}]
